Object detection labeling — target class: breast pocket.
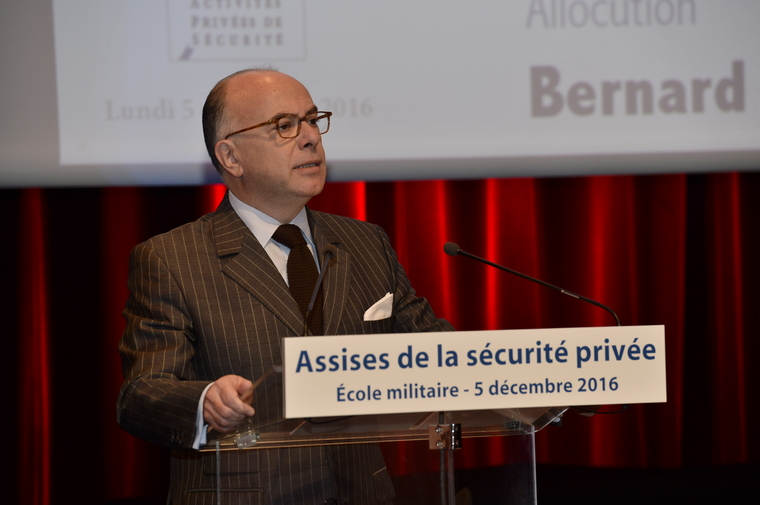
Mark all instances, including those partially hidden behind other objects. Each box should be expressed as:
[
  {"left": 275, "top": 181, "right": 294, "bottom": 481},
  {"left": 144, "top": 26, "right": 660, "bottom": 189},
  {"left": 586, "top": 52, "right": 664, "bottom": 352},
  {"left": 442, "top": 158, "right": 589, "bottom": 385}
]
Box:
[{"left": 359, "top": 317, "right": 395, "bottom": 335}]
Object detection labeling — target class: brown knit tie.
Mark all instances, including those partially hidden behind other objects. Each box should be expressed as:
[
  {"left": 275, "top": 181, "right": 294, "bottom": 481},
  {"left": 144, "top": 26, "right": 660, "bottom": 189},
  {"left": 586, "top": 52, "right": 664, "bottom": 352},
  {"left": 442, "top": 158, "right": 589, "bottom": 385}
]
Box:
[{"left": 272, "top": 224, "right": 323, "bottom": 335}]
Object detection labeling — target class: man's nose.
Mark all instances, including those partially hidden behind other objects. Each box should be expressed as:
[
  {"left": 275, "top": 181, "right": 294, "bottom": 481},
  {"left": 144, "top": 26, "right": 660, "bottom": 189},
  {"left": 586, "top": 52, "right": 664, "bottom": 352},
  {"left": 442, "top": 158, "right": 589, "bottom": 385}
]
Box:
[{"left": 298, "top": 121, "right": 321, "bottom": 148}]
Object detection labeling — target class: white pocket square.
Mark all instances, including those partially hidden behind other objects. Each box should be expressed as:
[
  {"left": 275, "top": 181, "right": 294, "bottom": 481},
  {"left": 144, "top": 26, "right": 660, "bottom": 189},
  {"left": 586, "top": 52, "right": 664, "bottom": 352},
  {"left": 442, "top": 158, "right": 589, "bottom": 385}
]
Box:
[{"left": 363, "top": 292, "right": 393, "bottom": 321}]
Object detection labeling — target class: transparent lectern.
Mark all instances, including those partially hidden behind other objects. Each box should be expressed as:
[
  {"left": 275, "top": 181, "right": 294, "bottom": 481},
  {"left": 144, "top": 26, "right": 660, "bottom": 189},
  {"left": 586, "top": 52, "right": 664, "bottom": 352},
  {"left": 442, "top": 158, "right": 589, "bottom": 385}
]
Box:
[{"left": 201, "top": 366, "right": 566, "bottom": 505}]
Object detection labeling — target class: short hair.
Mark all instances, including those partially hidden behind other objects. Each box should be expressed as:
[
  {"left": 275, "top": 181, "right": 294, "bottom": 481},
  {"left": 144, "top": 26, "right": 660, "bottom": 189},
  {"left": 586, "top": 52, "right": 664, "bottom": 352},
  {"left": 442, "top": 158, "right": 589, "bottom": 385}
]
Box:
[{"left": 201, "top": 67, "right": 278, "bottom": 174}]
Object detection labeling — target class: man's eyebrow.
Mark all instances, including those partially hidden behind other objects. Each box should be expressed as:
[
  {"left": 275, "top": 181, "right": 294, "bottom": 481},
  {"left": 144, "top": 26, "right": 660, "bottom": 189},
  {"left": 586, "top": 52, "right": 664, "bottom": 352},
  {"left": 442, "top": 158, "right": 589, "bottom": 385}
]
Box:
[{"left": 270, "top": 106, "right": 319, "bottom": 119}]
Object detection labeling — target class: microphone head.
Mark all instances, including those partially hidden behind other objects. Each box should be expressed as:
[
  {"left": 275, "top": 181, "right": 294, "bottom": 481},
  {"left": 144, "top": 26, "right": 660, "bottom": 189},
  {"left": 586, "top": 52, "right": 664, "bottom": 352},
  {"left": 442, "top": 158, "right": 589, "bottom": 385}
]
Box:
[
  {"left": 443, "top": 242, "right": 461, "bottom": 257},
  {"left": 324, "top": 244, "right": 338, "bottom": 258}
]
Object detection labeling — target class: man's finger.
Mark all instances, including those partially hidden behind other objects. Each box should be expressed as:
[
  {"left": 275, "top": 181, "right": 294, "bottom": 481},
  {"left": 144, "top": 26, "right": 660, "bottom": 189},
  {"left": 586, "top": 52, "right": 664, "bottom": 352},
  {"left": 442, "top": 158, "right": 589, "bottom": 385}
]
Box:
[{"left": 239, "top": 387, "right": 254, "bottom": 405}]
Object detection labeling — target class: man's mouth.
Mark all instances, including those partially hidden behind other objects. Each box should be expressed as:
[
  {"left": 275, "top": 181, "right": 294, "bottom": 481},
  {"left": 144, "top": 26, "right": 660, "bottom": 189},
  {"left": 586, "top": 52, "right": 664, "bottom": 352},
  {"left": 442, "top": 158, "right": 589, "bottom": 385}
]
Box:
[{"left": 295, "top": 162, "right": 319, "bottom": 169}]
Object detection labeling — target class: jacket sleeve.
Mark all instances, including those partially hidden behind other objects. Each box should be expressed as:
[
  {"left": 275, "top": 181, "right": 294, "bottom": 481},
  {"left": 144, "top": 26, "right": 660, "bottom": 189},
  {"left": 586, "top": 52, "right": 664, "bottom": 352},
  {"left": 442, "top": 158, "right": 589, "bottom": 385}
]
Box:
[{"left": 116, "top": 240, "right": 210, "bottom": 450}]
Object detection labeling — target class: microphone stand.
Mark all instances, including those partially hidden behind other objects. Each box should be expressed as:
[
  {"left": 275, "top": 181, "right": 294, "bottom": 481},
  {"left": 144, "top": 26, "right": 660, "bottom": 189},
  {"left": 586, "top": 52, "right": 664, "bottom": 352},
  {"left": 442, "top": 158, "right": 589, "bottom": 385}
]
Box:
[{"left": 303, "top": 244, "right": 337, "bottom": 333}]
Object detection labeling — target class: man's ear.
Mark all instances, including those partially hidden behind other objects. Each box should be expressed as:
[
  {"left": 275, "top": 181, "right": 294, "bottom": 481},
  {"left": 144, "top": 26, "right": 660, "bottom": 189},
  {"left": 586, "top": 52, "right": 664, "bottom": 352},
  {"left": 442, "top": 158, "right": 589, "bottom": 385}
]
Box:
[{"left": 215, "top": 140, "right": 244, "bottom": 178}]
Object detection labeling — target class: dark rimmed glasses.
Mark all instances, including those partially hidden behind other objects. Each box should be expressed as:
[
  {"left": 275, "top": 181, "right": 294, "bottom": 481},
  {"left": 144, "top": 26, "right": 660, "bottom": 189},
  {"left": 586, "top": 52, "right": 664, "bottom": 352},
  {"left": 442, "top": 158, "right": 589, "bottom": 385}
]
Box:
[{"left": 224, "top": 111, "right": 332, "bottom": 140}]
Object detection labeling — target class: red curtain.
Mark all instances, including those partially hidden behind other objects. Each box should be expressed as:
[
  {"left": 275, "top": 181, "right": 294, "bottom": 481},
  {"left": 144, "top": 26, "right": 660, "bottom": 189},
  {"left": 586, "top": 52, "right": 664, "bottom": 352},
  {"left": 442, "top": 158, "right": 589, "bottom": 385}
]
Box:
[
  {"left": 3, "top": 172, "right": 759, "bottom": 503},
  {"left": 17, "top": 189, "right": 52, "bottom": 505}
]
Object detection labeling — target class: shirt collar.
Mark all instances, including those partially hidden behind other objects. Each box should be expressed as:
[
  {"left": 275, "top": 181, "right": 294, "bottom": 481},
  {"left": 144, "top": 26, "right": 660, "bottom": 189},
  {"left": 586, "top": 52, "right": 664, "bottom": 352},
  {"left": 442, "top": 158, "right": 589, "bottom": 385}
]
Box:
[{"left": 228, "top": 191, "right": 313, "bottom": 248}]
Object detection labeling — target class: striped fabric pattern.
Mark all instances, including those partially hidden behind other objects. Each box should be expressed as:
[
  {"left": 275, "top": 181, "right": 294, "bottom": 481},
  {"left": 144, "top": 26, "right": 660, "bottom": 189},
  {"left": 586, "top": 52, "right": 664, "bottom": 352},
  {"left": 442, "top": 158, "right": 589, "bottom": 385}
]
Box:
[{"left": 117, "top": 195, "right": 454, "bottom": 504}]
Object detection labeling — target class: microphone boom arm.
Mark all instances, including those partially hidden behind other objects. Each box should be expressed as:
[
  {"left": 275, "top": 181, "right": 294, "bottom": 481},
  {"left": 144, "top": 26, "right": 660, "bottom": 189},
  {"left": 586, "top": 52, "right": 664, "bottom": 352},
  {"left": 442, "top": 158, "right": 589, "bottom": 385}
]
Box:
[{"left": 444, "top": 242, "right": 621, "bottom": 326}]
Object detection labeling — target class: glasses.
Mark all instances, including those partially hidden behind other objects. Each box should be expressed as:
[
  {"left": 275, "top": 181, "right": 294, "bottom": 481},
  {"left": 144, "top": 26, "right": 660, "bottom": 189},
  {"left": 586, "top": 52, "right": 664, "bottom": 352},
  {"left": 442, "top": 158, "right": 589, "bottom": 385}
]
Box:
[{"left": 224, "top": 111, "right": 332, "bottom": 140}]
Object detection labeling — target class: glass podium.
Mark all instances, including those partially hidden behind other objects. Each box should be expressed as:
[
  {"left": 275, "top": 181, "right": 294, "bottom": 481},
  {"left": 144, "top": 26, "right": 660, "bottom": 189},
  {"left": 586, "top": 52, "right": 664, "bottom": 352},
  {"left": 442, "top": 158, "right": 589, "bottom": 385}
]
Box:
[{"left": 201, "top": 367, "right": 566, "bottom": 504}]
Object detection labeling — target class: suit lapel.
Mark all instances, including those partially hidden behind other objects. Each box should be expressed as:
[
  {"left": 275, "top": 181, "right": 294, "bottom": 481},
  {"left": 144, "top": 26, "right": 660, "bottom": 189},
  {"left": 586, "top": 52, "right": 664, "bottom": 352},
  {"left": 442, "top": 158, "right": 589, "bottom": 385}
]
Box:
[
  {"left": 309, "top": 210, "right": 349, "bottom": 336},
  {"left": 212, "top": 196, "right": 304, "bottom": 336}
]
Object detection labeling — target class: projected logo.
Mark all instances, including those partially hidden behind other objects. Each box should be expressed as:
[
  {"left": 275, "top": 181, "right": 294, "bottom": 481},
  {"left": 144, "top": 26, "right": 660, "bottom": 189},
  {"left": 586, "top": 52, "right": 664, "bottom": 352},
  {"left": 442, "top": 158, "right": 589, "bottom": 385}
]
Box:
[{"left": 167, "top": 0, "right": 306, "bottom": 61}]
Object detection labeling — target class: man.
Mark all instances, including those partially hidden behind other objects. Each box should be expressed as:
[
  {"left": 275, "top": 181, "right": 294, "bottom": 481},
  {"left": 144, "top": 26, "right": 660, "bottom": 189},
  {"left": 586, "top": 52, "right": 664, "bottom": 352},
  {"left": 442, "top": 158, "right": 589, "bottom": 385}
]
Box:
[{"left": 117, "top": 69, "right": 454, "bottom": 505}]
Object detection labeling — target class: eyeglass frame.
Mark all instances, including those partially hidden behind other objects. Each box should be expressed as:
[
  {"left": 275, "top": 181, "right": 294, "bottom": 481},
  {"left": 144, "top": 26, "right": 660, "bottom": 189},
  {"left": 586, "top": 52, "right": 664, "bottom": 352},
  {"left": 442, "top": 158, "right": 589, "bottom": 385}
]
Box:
[{"left": 223, "top": 110, "right": 332, "bottom": 140}]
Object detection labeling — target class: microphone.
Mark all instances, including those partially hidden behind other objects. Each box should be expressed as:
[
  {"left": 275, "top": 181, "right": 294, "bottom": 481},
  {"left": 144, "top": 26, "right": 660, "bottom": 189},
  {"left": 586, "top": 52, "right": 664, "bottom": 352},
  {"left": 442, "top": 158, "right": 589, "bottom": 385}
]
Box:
[
  {"left": 443, "top": 242, "right": 621, "bottom": 326},
  {"left": 303, "top": 244, "right": 338, "bottom": 336}
]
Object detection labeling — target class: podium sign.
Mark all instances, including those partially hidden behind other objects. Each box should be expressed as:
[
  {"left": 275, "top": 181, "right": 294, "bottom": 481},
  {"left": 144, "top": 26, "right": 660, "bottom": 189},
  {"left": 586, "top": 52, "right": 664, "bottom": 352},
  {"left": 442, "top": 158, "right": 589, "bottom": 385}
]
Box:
[{"left": 283, "top": 326, "right": 666, "bottom": 418}]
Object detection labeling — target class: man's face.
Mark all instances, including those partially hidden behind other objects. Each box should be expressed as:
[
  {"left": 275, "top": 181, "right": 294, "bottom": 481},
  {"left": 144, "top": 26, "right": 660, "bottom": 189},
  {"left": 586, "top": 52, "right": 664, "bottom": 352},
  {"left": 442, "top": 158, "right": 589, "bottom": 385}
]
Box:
[{"left": 219, "top": 71, "right": 327, "bottom": 218}]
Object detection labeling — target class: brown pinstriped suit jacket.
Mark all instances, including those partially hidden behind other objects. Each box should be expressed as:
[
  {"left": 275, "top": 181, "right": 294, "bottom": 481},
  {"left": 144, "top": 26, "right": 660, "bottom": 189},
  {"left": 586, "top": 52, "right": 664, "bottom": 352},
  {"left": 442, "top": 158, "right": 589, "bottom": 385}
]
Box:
[{"left": 117, "top": 195, "right": 454, "bottom": 505}]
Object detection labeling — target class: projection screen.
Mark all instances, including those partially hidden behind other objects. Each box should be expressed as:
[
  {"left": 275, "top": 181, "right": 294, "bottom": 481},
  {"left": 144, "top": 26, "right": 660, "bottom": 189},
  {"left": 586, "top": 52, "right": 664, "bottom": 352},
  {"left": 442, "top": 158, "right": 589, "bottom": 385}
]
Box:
[{"left": 1, "top": 0, "right": 759, "bottom": 187}]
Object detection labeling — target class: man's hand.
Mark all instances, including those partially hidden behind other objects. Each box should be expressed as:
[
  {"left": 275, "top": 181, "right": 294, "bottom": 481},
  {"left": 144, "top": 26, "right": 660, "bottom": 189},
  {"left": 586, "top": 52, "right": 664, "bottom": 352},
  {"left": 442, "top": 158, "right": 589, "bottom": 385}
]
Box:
[{"left": 203, "top": 375, "right": 255, "bottom": 433}]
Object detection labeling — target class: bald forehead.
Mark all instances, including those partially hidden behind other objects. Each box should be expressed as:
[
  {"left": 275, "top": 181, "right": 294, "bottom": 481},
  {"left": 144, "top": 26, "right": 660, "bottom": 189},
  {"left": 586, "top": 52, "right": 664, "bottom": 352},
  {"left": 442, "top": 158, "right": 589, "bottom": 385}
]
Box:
[{"left": 222, "top": 70, "right": 314, "bottom": 125}]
